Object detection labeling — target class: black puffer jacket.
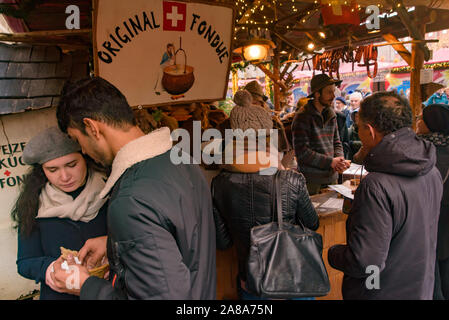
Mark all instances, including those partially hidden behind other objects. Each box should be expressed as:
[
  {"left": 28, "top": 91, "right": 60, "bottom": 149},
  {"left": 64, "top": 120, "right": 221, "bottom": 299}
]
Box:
[
  {"left": 80, "top": 150, "right": 216, "bottom": 300},
  {"left": 212, "top": 169, "right": 319, "bottom": 281}
]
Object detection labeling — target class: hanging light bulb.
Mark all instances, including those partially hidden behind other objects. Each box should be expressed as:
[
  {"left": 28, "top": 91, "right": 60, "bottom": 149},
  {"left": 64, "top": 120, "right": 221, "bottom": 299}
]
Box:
[
  {"left": 233, "top": 39, "right": 276, "bottom": 62},
  {"left": 318, "top": 31, "right": 326, "bottom": 39},
  {"left": 307, "top": 42, "right": 316, "bottom": 50}
]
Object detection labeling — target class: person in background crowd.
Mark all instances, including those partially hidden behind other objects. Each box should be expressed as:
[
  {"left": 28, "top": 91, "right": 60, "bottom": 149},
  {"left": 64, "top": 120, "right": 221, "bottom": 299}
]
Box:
[
  {"left": 346, "top": 92, "right": 363, "bottom": 127},
  {"left": 292, "top": 74, "right": 349, "bottom": 195},
  {"left": 12, "top": 127, "right": 108, "bottom": 300},
  {"left": 296, "top": 97, "right": 309, "bottom": 113},
  {"left": 361, "top": 88, "right": 372, "bottom": 98},
  {"left": 212, "top": 90, "right": 319, "bottom": 300},
  {"left": 244, "top": 80, "right": 270, "bottom": 110},
  {"left": 347, "top": 110, "right": 362, "bottom": 160},
  {"left": 334, "top": 96, "right": 347, "bottom": 113},
  {"left": 333, "top": 97, "right": 350, "bottom": 159},
  {"left": 425, "top": 88, "right": 448, "bottom": 106},
  {"left": 244, "top": 80, "right": 292, "bottom": 164},
  {"left": 416, "top": 104, "right": 449, "bottom": 300},
  {"left": 328, "top": 91, "right": 443, "bottom": 299},
  {"left": 51, "top": 77, "right": 217, "bottom": 299}
]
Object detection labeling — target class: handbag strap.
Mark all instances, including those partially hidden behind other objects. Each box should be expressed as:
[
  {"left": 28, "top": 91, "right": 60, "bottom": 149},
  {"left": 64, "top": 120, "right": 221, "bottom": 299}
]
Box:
[
  {"left": 443, "top": 168, "right": 449, "bottom": 185},
  {"left": 274, "top": 170, "right": 283, "bottom": 230},
  {"left": 273, "top": 170, "right": 307, "bottom": 231}
]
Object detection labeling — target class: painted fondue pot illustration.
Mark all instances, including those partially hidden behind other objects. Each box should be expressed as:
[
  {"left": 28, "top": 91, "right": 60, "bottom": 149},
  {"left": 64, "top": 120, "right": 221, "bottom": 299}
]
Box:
[{"left": 162, "top": 37, "right": 195, "bottom": 96}]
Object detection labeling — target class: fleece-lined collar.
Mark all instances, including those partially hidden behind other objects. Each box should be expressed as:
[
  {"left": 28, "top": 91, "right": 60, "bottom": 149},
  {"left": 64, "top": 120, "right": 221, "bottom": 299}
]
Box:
[{"left": 100, "top": 127, "right": 172, "bottom": 198}]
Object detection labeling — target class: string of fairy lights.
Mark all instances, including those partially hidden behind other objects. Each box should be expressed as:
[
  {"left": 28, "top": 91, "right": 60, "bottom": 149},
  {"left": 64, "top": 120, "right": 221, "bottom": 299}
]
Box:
[
  {"left": 229, "top": 0, "right": 421, "bottom": 95},
  {"left": 232, "top": 0, "right": 402, "bottom": 43}
]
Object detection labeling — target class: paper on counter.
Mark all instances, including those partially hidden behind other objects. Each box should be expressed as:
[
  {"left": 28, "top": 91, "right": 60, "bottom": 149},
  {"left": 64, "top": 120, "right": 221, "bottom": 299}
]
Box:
[
  {"left": 320, "top": 197, "right": 344, "bottom": 209},
  {"left": 344, "top": 163, "right": 367, "bottom": 176},
  {"left": 328, "top": 184, "right": 354, "bottom": 200}
]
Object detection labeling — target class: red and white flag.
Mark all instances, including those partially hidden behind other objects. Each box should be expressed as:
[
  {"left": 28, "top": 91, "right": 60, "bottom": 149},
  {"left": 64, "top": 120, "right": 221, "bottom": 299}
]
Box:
[
  {"left": 321, "top": 0, "right": 360, "bottom": 26},
  {"left": 163, "top": 1, "right": 187, "bottom": 31}
]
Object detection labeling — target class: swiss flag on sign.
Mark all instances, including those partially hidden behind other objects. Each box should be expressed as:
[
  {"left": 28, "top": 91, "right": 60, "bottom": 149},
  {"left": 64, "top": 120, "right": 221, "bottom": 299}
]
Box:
[
  {"left": 321, "top": 0, "right": 360, "bottom": 26},
  {"left": 163, "top": 1, "right": 187, "bottom": 31}
]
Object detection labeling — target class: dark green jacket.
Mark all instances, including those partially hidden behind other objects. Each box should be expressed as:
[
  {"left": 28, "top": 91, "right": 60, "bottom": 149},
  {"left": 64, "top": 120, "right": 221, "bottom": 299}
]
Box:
[{"left": 80, "top": 128, "right": 216, "bottom": 299}]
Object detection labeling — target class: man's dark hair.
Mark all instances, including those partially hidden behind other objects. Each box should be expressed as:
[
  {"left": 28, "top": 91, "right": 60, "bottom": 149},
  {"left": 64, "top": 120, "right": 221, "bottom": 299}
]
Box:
[
  {"left": 57, "top": 77, "right": 136, "bottom": 134},
  {"left": 359, "top": 91, "right": 412, "bottom": 135}
]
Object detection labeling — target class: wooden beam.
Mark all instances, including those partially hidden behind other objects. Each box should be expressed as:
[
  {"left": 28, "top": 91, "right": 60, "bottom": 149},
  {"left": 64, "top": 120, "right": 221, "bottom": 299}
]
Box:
[
  {"left": 375, "top": 39, "right": 438, "bottom": 47},
  {"left": 409, "top": 8, "right": 427, "bottom": 129},
  {"left": 387, "top": 1, "right": 431, "bottom": 61},
  {"left": 0, "top": 29, "right": 91, "bottom": 37},
  {"left": 272, "top": 46, "right": 281, "bottom": 111},
  {"left": 293, "top": 0, "right": 449, "bottom": 10},
  {"left": 271, "top": 30, "right": 311, "bottom": 53},
  {"left": 255, "top": 63, "right": 288, "bottom": 92},
  {"left": 382, "top": 33, "right": 412, "bottom": 66}
]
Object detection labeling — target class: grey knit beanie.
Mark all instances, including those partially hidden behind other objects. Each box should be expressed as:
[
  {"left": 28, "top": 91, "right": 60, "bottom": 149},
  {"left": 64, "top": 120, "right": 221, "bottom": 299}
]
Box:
[
  {"left": 230, "top": 90, "right": 273, "bottom": 132},
  {"left": 23, "top": 126, "right": 81, "bottom": 165}
]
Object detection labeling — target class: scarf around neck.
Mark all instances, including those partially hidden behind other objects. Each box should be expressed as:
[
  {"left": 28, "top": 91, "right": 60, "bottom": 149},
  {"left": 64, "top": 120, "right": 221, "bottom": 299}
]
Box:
[
  {"left": 419, "top": 132, "right": 449, "bottom": 147},
  {"left": 37, "top": 170, "right": 108, "bottom": 222}
]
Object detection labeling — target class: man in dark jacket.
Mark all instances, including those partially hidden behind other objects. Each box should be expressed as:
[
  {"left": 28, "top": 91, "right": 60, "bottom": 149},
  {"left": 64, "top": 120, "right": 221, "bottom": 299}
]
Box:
[
  {"left": 50, "top": 77, "right": 216, "bottom": 299},
  {"left": 416, "top": 104, "right": 449, "bottom": 299},
  {"left": 292, "top": 74, "right": 349, "bottom": 195},
  {"left": 328, "top": 91, "right": 443, "bottom": 299}
]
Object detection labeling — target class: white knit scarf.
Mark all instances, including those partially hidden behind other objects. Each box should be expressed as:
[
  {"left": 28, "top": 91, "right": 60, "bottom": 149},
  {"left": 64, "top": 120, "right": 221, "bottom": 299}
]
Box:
[{"left": 37, "top": 170, "right": 108, "bottom": 222}]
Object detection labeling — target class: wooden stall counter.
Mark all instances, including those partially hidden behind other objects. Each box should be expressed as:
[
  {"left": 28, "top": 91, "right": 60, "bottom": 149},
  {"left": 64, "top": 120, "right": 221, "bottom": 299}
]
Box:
[
  {"left": 311, "top": 191, "right": 348, "bottom": 300},
  {"left": 216, "top": 190, "right": 348, "bottom": 300}
]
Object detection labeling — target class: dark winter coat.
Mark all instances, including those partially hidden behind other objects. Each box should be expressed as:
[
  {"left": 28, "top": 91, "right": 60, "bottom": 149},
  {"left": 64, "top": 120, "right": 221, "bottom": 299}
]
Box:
[
  {"left": 328, "top": 127, "right": 443, "bottom": 300},
  {"left": 80, "top": 129, "right": 216, "bottom": 300},
  {"left": 16, "top": 187, "right": 108, "bottom": 300},
  {"left": 336, "top": 111, "right": 350, "bottom": 158},
  {"left": 212, "top": 168, "right": 319, "bottom": 281},
  {"left": 435, "top": 145, "right": 449, "bottom": 260}
]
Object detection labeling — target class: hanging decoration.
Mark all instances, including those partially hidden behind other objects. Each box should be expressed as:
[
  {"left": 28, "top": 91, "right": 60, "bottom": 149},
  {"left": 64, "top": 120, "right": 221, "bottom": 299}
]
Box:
[{"left": 312, "top": 44, "right": 378, "bottom": 79}]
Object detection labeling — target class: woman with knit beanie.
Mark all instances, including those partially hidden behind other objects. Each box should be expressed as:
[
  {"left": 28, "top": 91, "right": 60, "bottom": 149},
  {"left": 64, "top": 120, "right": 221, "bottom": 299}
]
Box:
[
  {"left": 212, "top": 90, "right": 319, "bottom": 300},
  {"left": 416, "top": 104, "right": 449, "bottom": 300},
  {"left": 11, "top": 127, "right": 108, "bottom": 300}
]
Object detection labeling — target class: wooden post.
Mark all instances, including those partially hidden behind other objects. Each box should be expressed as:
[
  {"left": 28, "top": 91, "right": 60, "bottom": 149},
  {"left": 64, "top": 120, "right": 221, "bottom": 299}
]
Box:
[
  {"left": 409, "top": 7, "right": 427, "bottom": 128},
  {"left": 273, "top": 40, "right": 281, "bottom": 111}
]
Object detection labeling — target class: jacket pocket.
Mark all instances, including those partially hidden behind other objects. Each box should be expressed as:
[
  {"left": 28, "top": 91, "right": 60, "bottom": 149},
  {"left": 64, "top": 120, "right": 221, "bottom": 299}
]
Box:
[{"left": 113, "top": 234, "right": 169, "bottom": 299}]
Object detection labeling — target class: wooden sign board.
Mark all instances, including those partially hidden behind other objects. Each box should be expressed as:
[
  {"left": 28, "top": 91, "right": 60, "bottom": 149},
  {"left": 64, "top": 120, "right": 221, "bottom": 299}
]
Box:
[{"left": 94, "top": 0, "right": 234, "bottom": 107}]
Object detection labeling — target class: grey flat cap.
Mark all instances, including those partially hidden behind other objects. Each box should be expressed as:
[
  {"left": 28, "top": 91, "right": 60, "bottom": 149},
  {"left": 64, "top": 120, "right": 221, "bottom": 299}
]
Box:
[{"left": 23, "top": 126, "right": 81, "bottom": 165}]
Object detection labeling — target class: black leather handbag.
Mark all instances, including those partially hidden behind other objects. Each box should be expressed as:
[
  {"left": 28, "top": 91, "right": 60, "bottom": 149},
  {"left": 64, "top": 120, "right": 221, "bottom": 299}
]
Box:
[{"left": 246, "top": 171, "right": 330, "bottom": 298}]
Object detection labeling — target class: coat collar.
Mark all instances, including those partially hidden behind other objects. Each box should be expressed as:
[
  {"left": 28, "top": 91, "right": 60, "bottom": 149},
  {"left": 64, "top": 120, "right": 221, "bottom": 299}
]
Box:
[
  {"left": 303, "top": 101, "right": 336, "bottom": 124},
  {"left": 100, "top": 127, "right": 173, "bottom": 198}
]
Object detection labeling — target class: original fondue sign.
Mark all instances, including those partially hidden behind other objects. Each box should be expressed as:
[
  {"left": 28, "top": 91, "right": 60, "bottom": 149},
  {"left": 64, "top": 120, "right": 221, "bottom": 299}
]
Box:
[{"left": 94, "top": 0, "right": 234, "bottom": 107}]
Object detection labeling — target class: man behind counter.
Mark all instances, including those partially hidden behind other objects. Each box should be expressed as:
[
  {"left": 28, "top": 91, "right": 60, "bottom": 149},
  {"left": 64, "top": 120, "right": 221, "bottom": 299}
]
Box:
[{"left": 292, "top": 74, "right": 349, "bottom": 195}]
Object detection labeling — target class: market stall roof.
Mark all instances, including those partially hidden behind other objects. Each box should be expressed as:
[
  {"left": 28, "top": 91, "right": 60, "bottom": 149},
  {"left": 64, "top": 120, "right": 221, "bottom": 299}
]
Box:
[
  {"left": 227, "top": 0, "right": 449, "bottom": 60},
  {"left": 2, "top": 1, "right": 449, "bottom": 56}
]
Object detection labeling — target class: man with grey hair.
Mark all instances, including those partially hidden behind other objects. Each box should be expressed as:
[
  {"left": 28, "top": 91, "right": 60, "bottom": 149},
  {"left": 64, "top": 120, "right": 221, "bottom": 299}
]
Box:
[{"left": 346, "top": 91, "right": 363, "bottom": 127}]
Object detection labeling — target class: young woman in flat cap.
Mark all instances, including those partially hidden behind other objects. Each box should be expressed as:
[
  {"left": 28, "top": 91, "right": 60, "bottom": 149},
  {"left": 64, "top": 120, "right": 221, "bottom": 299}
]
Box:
[{"left": 11, "top": 127, "right": 108, "bottom": 300}]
